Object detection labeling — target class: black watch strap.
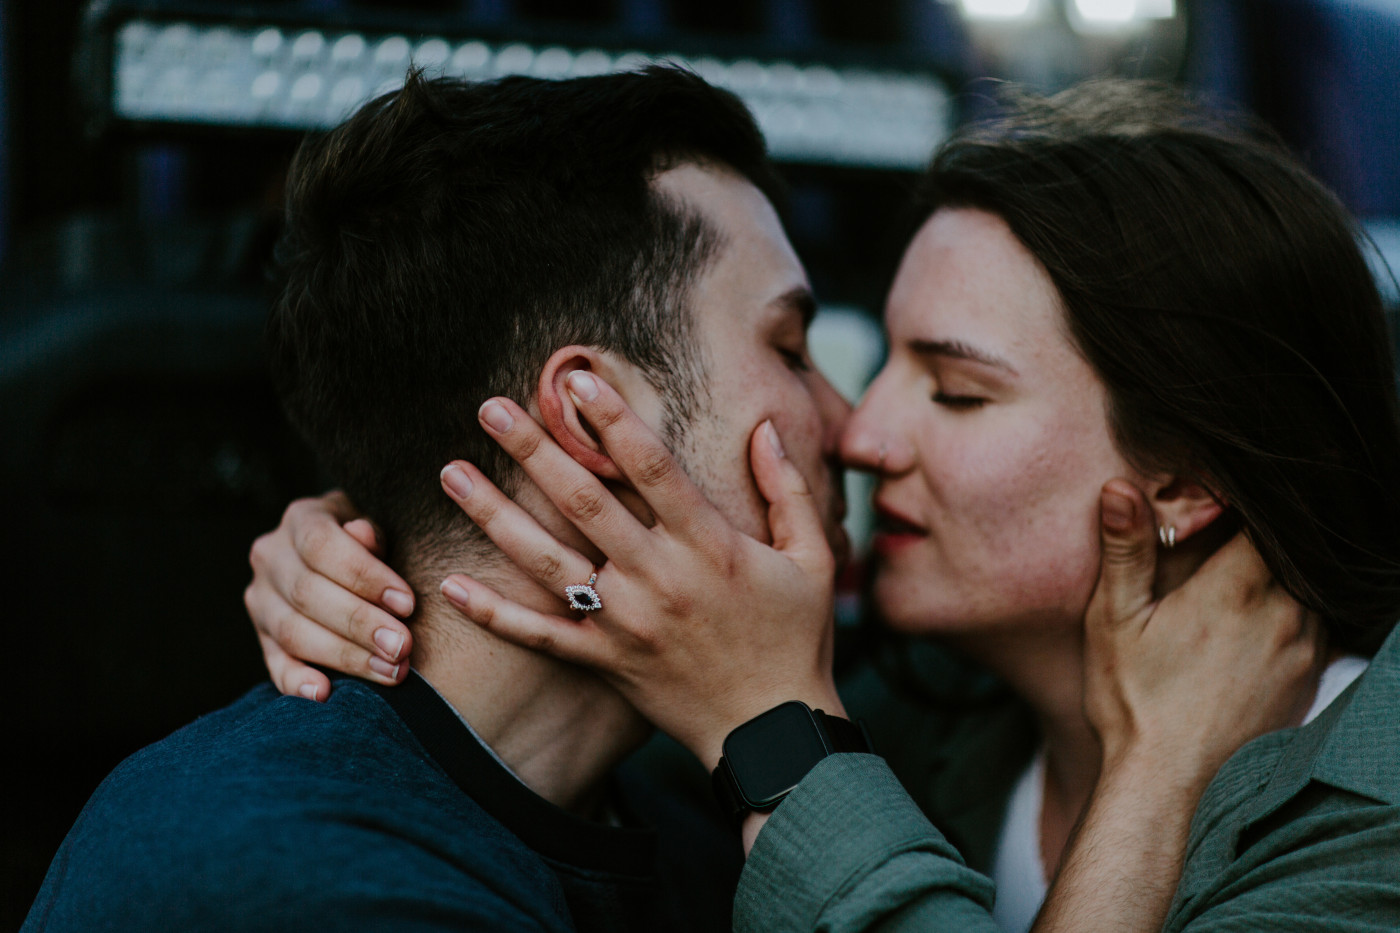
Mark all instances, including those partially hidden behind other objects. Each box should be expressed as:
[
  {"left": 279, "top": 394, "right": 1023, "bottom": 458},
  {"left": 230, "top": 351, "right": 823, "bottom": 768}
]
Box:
[
  {"left": 711, "top": 702, "right": 872, "bottom": 824},
  {"left": 816, "top": 710, "right": 870, "bottom": 754}
]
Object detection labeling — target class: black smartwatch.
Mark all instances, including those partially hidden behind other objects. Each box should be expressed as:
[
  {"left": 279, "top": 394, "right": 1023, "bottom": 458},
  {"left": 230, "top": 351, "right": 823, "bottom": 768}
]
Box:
[{"left": 711, "top": 701, "right": 871, "bottom": 823}]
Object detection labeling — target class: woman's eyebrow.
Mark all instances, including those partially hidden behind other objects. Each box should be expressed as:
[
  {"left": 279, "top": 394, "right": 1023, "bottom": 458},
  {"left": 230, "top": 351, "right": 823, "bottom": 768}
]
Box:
[{"left": 910, "top": 338, "right": 1018, "bottom": 376}]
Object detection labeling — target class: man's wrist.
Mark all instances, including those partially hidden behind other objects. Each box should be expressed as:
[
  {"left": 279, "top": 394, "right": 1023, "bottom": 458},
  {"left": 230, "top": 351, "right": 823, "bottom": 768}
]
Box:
[
  {"left": 1098, "top": 743, "right": 1216, "bottom": 810},
  {"left": 710, "top": 698, "right": 868, "bottom": 826}
]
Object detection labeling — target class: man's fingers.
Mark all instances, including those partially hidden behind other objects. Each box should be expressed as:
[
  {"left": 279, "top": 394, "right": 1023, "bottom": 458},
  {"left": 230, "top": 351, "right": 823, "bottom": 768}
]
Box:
[
  {"left": 441, "top": 574, "right": 608, "bottom": 669},
  {"left": 1192, "top": 531, "right": 1275, "bottom": 602},
  {"left": 560, "top": 372, "right": 725, "bottom": 541},
  {"left": 749, "top": 421, "right": 834, "bottom": 573},
  {"left": 440, "top": 460, "right": 596, "bottom": 592},
  {"left": 1093, "top": 480, "right": 1158, "bottom": 630},
  {"left": 281, "top": 501, "right": 415, "bottom": 618}
]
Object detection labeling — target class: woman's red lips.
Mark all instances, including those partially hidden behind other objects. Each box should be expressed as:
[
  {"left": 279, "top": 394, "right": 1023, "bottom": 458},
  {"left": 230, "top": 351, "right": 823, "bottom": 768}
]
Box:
[
  {"left": 873, "top": 503, "right": 925, "bottom": 536},
  {"left": 871, "top": 503, "right": 926, "bottom": 556}
]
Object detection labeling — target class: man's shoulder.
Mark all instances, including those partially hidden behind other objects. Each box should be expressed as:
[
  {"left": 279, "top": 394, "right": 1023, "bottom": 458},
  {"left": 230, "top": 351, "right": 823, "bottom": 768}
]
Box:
[
  {"left": 24, "top": 681, "right": 573, "bottom": 933},
  {"left": 1167, "top": 640, "right": 1400, "bottom": 930}
]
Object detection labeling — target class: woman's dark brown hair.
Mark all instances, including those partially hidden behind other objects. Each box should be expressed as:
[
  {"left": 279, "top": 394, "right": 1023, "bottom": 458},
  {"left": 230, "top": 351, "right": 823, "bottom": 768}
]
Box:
[{"left": 922, "top": 80, "right": 1400, "bottom": 653}]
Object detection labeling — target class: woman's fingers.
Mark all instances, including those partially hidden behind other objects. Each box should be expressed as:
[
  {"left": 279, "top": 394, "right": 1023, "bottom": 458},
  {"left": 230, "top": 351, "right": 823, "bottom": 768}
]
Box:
[
  {"left": 284, "top": 495, "right": 417, "bottom": 619},
  {"left": 244, "top": 578, "right": 406, "bottom": 692},
  {"left": 441, "top": 573, "right": 608, "bottom": 669},
  {"left": 749, "top": 420, "right": 834, "bottom": 574},
  {"left": 440, "top": 461, "right": 597, "bottom": 594},
  {"left": 250, "top": 497, "right": 415, "bottom": 665},
  {"left": 561, "top": 371, "right": 726, "bottom": 541},
  {"left": 257, "top": 632, "right": 330, "bottom": 701},
  {"left": 476, "top": 396, "right": 667, "bottom": 562},
  {"left": 277, "top": 566, "right": 411, "bottom": 665}
]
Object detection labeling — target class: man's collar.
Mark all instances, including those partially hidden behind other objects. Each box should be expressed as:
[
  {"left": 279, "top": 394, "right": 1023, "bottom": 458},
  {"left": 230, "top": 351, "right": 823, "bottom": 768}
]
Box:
[
  {"left": 1242, "top": 623, "right": 1400, "bottom": 827},
  {"left": 368, "top": 670, "right": 657, "bottom": 876}
]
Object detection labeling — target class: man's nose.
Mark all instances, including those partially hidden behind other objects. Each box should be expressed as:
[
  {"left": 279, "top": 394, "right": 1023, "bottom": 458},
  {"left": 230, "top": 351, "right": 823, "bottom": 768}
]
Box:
[{"left": 815, "top": 372, "right": 854, "bottom": 457}]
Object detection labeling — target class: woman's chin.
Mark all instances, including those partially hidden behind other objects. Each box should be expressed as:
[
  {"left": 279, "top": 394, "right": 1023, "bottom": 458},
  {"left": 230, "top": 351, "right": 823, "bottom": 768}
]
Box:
[{"left": 872, "top": 573, "right": 968, "bottom": 636}]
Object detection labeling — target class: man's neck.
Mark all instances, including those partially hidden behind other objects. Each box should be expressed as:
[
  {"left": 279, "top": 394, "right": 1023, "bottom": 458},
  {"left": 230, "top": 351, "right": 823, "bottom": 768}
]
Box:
[{"left": 409, "top": 566, "right": 652, "bottom": 819}]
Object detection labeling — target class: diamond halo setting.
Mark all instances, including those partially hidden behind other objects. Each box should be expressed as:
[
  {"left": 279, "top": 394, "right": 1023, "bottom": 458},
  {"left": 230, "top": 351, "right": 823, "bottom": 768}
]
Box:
[{"left": 565, "top": 571, "right": 602, "bottom": 612}]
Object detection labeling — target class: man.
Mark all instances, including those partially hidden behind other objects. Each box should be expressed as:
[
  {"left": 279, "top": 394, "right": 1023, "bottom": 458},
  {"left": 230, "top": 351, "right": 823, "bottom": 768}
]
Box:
[{"left": 23, "top": 67, "right": 849, "bottom": 932}]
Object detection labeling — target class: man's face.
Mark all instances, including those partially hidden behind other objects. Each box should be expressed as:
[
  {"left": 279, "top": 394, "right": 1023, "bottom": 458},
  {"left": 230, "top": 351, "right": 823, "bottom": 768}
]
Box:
[{"left": 651, "top": 163, "right": 850, "bottom": 564}]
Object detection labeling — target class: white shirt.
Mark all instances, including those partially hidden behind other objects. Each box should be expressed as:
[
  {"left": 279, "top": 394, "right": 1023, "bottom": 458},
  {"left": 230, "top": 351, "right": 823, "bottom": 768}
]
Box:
[{"left": 989, "top": 655, "right": 1370, "bottom": 933}]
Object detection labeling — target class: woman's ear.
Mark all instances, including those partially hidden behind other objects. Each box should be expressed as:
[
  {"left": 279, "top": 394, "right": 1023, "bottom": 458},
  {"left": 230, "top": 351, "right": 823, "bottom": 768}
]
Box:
[
  {"left": 536, "top": 346, "right": 626, "bottom": 482},
  {"left": 1148, "top": 474, "right": 1226, "bottom": 547}
]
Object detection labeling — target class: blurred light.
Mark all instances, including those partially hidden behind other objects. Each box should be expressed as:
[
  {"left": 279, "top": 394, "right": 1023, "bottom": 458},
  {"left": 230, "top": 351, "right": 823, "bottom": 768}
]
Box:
[
  {"left": 531, "top": 46, "right": 573, "bottom": 77},
  {"left": 331, "top": 34, "right": 366, "bottom": 63},
  {"left": 959, "top": 0, "right": 1037, "bottom": 20},
  {"left": 250, "top": 28, "right": 281, "bottom": 58},
  {"left": 414, "top": 38, "right": 452, "bottom": 69},
  {"left": 290, "top": 31, "right": 325, "bottom": 60},
  {"left": 375, "top": 36, "right": 411, "bottom": 66},
  {"left": 1074, "top": 0, "right": 1136, "bottom": 22},
  {"left": 571, "top": 49, "right": 612, "bottom": 76},
  {"left": 451, "top": 41, "right": 491, "bottom": 75},
  {"left": 108, "top": 20, "right": 951, "bottom": 170},
  {"left": 1070, "top": 0, "right": 1176, "bottom": 28}
]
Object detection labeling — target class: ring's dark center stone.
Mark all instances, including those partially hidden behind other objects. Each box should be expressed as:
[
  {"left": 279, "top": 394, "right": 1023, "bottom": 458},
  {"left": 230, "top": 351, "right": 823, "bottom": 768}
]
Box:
[{"left": 567, "top": 587, "right": 601, "bottom": 611}]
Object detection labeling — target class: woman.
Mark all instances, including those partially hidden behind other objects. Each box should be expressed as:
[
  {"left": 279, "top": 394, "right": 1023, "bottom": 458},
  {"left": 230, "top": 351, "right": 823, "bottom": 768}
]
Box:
[{"left": 246, "top": 80, "right": 1400, "bottom": 930}]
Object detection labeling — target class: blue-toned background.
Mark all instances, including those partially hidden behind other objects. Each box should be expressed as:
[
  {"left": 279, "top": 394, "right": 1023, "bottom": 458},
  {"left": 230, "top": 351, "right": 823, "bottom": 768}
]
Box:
[{"left": 2, "top": 0, "right": 1397, "bottom": 923}]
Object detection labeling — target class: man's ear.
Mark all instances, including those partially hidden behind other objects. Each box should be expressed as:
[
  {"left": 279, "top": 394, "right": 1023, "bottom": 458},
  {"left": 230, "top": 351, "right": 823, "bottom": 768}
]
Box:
[
  {"left": 537, "top": 346, "right": 626, "bottom": 482},
  {"left": 1147, "top": 473, "right": 1226, "bottom": 546}
]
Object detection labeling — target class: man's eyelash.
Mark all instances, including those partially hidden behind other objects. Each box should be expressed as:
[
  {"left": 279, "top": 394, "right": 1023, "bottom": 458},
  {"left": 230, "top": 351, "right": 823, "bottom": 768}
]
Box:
[
  {"left": 780, "top": 348, "right": 811, "bottom": 372},
  {"left": 933, "top": 392, "right": 986, "bottom": 410}
]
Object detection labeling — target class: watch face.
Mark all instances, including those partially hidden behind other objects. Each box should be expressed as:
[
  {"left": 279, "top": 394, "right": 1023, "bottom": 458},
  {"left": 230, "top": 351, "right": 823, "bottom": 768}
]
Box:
[{"left": 724, "top": 702, "right": 830, "bottom": 808}]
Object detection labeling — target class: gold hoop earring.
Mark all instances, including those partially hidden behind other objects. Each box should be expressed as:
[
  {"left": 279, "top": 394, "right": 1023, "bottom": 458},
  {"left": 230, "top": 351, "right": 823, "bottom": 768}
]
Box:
[{"left": 1158, "top": 524, "right": 1177, "bottom": 549}]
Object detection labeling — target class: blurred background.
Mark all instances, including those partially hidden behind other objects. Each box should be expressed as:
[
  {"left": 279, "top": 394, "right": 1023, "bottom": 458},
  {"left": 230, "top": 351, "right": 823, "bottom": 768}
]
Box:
[{"left": 2, "top": 0, "right": 1397, "bottom": 923}]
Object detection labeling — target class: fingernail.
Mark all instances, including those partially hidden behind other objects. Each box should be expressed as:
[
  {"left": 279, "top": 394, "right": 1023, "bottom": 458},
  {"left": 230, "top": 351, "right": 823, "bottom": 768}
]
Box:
[
  {"left": 298, "top": 683, "right": 321, "bottom": 701},
  {"left": 368, "top": 656, "right": 400, "bottom": 680},
  {"left": 479, "top": 400, "right": 514, "bottom": 433},
  {"left": 567, "top": 371, "right": 599, "bottom": 402},
  {"left": 382, "top": 588, "right": 414, "bottom": 617},
  {"left": 764, "top": 420, "right": 786, "bottom": 458},
  {"left": 1101, "top": 488, "right": 1135, "bottom": 532},
  {"left": 441, "top": 579, "right": 470, "bottom": 608},
  {"left": 440, "top": 463, "right": 473, "bottom": 499},
  {"left": 373, "top": 627, "right": 405, "bottom": 661}
]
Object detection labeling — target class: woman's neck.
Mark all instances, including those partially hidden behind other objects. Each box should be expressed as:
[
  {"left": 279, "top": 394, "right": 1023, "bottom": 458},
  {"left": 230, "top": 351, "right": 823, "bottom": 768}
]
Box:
[{"left": 949, "top": 623, "right": 1100, "bottom": 875}]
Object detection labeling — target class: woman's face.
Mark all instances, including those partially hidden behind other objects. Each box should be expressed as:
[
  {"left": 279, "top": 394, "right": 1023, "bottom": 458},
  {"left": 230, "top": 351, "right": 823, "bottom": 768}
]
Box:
[{"left": 843, "top": 208, "right": 1144, "bottom": 638}]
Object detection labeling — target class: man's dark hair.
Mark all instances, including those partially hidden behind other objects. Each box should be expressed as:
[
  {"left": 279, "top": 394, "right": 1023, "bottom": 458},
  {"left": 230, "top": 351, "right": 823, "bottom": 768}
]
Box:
[
  {"left": 922, "top": 79, "right": 1400, "bottom": 653},
  {"left": 267, "top": 66, "right": 778, "bottom": 583}
]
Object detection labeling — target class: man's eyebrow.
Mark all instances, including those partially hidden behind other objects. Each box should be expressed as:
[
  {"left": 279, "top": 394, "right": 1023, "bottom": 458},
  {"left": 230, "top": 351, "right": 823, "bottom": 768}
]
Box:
[
  {"left": 771, "top": 286, "right": 818, "bottom": 328},
  {"left": 910, "top": 338, "right": 1018, "bottom": 375}
]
